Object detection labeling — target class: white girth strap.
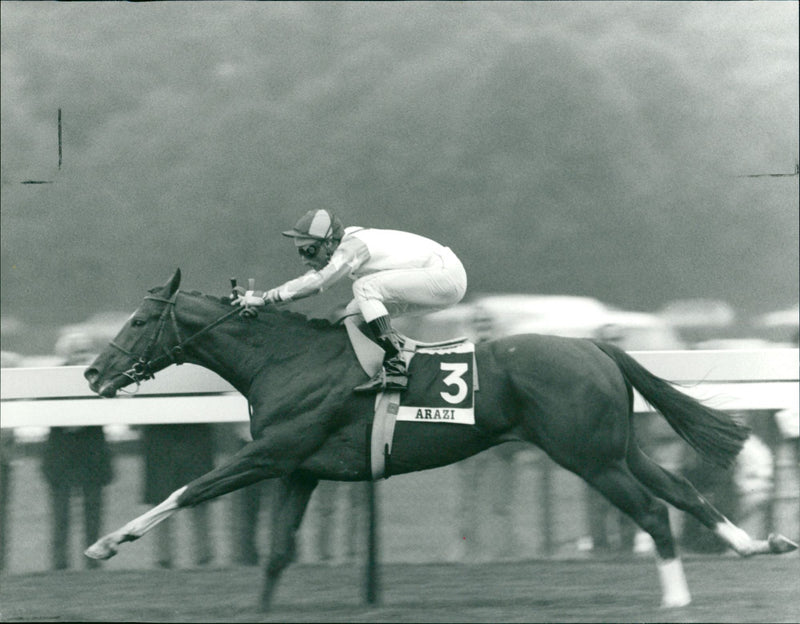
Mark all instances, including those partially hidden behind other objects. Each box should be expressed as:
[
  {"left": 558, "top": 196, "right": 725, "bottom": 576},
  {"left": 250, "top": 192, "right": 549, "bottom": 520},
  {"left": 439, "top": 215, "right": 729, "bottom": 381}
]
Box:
[
  {"left": 370, "top": 390, "right": 402, "bottom": 479},
  {"left": 344, "top": 315, "right": 474, "bottom": 479}
]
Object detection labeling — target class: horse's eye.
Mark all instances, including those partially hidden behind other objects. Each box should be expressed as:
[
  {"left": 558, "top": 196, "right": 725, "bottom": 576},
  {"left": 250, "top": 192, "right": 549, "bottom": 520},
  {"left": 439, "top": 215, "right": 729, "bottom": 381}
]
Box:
[{"left": 131, "top": 319, "right": 146, "bottom": 327}]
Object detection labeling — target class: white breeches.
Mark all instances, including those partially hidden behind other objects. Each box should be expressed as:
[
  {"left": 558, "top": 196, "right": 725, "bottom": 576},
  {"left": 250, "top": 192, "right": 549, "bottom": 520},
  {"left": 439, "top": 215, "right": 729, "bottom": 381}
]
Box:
[{"left": 345, "top": 247, "right": 467, "bottom": 323}]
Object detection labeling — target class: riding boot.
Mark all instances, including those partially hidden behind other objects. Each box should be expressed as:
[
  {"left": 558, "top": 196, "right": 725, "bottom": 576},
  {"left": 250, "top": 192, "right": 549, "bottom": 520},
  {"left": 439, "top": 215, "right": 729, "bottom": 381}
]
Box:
[{"left": 353, "top": 316, "right": 408, "bottom": 394}]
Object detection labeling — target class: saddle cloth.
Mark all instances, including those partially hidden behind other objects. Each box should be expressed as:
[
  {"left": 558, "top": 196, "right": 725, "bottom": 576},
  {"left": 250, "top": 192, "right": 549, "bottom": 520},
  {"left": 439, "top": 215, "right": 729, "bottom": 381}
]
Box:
[{"left": 342, "top": 316, "right": 477, "bottom": 479}]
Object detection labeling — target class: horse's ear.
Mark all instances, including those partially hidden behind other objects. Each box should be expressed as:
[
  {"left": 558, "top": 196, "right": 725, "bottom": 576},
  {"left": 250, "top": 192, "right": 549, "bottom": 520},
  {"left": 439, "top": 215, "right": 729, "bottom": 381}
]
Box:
[{"left": 165, "top": 268, "right": 181, "bottom": 295}]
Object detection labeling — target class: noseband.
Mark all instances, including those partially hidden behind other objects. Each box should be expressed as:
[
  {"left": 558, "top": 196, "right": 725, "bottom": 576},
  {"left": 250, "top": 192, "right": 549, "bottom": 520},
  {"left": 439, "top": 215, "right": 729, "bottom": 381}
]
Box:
[{"left": 109, "top": 291, "right": 241, "bottom": 388}]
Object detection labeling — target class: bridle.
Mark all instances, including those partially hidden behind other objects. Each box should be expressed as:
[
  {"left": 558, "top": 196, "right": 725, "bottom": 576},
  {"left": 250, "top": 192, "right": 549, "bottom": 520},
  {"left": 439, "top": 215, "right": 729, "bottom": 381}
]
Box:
[{"left": 109, "top": 290, "right": 241, "bottom": 390}]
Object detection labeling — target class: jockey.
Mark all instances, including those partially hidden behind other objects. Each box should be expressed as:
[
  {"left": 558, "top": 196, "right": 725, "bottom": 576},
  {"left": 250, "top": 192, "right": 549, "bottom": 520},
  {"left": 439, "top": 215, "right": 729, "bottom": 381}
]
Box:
[{"left": 233, "top": 208, "right": 468, "bottom": 393}]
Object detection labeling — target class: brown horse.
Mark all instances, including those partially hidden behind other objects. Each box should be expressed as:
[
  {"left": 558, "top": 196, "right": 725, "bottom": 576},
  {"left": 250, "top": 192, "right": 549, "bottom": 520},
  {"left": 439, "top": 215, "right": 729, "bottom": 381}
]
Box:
[{"left": 84, "top": 269, "right": 797, "bottom": 610}]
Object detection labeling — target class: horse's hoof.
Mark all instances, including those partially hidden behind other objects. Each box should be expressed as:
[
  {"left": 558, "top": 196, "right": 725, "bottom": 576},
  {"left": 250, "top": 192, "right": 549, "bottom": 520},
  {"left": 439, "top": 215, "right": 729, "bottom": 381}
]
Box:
[
  {"left": 768, "top": 533, "right": 799, "bottom": 554},
  {"left": 661, "top": 594, "right": 692, "bottom": 609},
  {"left": 84, "top": 537, "right": 118, "bottom": 560}
]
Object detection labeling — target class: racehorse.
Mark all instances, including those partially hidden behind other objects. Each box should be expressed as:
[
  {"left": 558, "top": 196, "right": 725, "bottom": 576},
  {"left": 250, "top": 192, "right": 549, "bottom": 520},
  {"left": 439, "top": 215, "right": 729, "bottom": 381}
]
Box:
[{"left": 84, "top": 269, "right": 797, "bottom": 610}]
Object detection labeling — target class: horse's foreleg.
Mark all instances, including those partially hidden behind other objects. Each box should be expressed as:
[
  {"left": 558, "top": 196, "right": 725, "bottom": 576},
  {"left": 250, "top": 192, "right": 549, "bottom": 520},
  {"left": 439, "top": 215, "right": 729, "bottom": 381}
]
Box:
[
  {"left": 261, "top": 472, "right": 319, "bottom": 612},
  {"left": 85, "top": 486, "right": 187, "bottom": 560},
  {"left": 86, "top": 437, "right": 291, "bottom": 563},
  {"left": 177, "top": 439, "right": 292, "bottom": 508}
]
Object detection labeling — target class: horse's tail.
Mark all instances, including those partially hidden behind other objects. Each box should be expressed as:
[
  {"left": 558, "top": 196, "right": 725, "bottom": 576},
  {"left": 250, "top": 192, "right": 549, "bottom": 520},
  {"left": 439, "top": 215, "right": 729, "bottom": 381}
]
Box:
[{"left": 592, "top": 340, "right": 750, "bottom": 469}]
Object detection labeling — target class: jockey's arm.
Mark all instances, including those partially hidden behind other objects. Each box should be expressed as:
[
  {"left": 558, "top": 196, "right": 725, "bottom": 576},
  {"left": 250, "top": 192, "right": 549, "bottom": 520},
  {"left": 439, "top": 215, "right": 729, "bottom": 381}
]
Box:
[{"left": 269, "top": 237, "right": 369, "bottom": 303}]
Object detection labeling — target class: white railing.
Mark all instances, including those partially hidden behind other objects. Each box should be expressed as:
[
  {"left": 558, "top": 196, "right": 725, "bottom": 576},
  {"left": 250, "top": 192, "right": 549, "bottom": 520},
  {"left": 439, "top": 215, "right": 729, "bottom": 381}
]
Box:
[
  {"left": 2, "top": 349, "right": 797, "bottom": 429},
  {"left": 1, "top": 349, "right": 796, "bottom": 596}
]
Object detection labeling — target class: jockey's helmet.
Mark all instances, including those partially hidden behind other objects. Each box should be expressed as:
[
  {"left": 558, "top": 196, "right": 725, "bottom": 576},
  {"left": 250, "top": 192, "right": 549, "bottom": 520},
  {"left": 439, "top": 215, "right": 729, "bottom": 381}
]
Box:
[{"left": 282, "top": 209, "right": 344, "bottom": 243}]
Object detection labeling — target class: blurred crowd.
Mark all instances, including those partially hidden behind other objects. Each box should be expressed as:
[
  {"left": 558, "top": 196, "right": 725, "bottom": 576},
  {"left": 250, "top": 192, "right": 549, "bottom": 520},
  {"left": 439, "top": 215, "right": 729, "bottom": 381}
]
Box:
[{"left": 0, "top": 296, "right": 797, "bottom": 572}]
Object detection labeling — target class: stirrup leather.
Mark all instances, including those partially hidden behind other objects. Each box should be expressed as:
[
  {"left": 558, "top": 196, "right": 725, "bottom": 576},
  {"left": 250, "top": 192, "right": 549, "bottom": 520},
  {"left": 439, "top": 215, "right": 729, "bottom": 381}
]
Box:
[{"left": 353, "top": 355, "right": 408, "bottom": 394}]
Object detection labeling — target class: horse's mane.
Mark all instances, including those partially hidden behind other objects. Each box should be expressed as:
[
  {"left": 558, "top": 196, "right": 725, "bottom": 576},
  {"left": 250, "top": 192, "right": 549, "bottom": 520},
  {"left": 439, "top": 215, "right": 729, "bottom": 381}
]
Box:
[{"left": 179, "top": 289, "right": 340, "bottom": 332}]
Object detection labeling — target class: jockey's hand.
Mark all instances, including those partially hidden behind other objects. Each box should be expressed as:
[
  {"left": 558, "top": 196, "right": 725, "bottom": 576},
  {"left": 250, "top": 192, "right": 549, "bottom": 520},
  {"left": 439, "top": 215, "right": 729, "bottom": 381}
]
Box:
[
  {"left": 232, "top": 290, "right": 267, "bottom": 309},
  {"left": 231, "top": 289, "right": 283, "bottom": 317},
  {"left": 229, "top": 285, "right": 247, "bottom": 302}
]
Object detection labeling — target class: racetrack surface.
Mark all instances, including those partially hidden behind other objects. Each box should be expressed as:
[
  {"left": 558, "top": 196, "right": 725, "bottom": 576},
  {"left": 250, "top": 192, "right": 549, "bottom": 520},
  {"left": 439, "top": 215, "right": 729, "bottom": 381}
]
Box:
[{"left": 2, "top": 556, "right": 798, "bottom": 623}]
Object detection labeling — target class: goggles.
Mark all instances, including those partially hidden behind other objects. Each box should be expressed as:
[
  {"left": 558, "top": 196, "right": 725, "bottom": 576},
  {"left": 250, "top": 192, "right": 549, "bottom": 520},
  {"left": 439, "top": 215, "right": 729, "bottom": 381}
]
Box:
[{"left": 298, "top": 242, "right": 321, "bottom": 259}]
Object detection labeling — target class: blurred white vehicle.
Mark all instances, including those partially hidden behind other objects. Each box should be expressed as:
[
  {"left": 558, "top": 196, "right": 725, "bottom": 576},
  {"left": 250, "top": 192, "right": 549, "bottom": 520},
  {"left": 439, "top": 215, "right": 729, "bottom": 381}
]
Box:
[
  {"left": 58, "top": 312, "right": 132, "bottom": 352},
  {"left": 658, "top": 299, "right": 737, "bottom": 328},
  {"left": 757, "top": 304, "right": 799, "bottom": 329},
  {"left": 692, "top": 338, "right": 792, "bottom": 350},
  {"left": 753, "top": 304, "right": 799, "bottom": 345},
  {"left": 0, "top": 350, "right": 24, "bottom": 368},
  {"left": 396, "top": 294, "right": 685, "bottom": 350}
]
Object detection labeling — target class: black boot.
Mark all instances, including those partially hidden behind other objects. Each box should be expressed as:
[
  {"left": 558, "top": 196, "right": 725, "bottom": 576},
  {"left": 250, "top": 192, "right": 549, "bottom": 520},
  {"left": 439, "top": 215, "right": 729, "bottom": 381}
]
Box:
[{"left": 353, "top": 316, "right": 408, "bottom": 394}]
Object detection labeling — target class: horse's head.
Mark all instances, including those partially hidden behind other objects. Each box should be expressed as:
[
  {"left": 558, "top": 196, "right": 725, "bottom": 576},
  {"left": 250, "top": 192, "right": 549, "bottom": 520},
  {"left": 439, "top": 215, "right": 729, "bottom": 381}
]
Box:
[
  {"left": 85, "top": 269, "right": 185, "bottom": 397},
  {"left": 85, "top": 269, "right": 343, "bottom": 397}
]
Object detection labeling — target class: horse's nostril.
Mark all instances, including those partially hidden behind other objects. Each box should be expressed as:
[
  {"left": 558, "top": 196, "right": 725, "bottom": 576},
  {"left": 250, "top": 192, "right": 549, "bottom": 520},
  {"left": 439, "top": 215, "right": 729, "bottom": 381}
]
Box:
[{"left": 84, "top": 368, "right": 99, "bottom": 384}]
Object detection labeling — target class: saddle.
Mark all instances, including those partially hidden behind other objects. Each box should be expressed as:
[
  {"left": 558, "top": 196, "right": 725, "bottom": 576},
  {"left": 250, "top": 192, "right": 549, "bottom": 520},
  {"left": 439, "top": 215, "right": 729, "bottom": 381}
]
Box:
[
  {"left": 342, "top": 315, "right": 468, "bottom": 376},
  {"left": 342, "top": 315, "right": 477, "bottom": 479}
]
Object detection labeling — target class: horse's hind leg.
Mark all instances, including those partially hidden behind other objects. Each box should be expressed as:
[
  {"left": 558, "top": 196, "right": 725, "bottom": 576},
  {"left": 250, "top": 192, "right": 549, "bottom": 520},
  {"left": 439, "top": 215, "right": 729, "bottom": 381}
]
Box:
[
  {"left": 626, "top": 444, "right": 798, "bottom": 556},
  {"left": 260, "top": 472, "right": 318, "bottom": 612},
  {"left": 584, "top": 462, "right": 691, "bottom": 607}
]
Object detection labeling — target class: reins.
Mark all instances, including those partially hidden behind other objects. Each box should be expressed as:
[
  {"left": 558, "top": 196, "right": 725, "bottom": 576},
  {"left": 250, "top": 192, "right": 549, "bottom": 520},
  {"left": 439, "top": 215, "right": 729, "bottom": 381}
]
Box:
[{"left": 109, "top": 290, "right": 241, "bottom": 391}]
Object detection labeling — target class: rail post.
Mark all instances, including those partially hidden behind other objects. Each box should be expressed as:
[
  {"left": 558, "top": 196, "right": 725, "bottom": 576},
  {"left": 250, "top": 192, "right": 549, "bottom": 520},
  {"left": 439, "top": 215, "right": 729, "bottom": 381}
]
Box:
[
  {"left": 539, "top": 456, "right": 555, "bottom": 556},
  {"left": 365, "top": 479, "right": 380, "bottom": 604}
]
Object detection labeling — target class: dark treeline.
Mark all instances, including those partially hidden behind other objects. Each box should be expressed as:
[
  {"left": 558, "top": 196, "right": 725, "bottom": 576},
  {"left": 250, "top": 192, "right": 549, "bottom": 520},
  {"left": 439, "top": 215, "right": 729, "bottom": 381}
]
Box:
[{"left": 1, "top": 3, "right": 797, "bottom": 342}]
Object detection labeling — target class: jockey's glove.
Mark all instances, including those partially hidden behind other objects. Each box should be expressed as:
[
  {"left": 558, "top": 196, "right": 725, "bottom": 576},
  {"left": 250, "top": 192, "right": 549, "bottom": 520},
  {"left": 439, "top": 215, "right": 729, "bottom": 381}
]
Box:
[
  {"left": 229, "top": 285, "right": 247, "bottom": 302},
  {"left": 232, "top": 290, "right": 267, "bottom": 308},
  {"left": 231, "top": 289, "right": 282, "bottom": 308}
]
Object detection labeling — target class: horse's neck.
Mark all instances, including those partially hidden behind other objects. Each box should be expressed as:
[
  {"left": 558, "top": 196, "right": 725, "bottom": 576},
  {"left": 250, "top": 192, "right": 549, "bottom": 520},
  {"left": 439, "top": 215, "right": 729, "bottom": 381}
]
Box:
[
  {"left": 177, "top": 302, "right": 345, "bottom": 396},
  {"left": 190, "top": 335, "right": 263, "bottom": 396}
]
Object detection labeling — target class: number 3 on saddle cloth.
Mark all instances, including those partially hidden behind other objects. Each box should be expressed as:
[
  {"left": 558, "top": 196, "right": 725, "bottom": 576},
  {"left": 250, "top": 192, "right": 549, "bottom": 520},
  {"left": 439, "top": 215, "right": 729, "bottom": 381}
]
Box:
[{"left": 343, "top": 316, "right": 477, "bottom": 479}]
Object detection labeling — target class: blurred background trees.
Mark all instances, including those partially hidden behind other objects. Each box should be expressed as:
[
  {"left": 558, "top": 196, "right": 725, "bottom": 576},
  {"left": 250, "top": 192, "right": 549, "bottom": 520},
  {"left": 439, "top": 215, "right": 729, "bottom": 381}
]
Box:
[{"left": 1, "top": 2, "right": 797, "bottom": 353}]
